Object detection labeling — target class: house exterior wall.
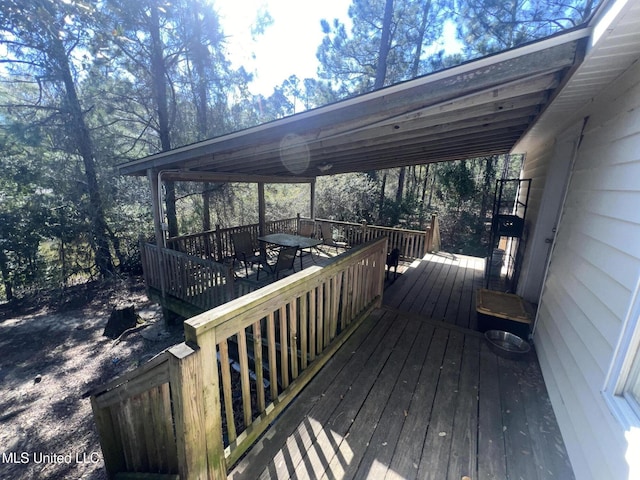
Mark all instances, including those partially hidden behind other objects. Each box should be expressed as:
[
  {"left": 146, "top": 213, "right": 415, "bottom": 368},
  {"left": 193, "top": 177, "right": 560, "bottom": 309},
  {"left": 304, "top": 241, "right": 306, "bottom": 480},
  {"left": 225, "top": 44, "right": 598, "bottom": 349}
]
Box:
[
  {"left": 517, "top": 140, "right": 553, "bottom": 302},
  {"left": 518, "top": 123, "right": 583, "bottom": 304},
  {"left": 533, "top": 58, "right": 640, "bottom": 479}
]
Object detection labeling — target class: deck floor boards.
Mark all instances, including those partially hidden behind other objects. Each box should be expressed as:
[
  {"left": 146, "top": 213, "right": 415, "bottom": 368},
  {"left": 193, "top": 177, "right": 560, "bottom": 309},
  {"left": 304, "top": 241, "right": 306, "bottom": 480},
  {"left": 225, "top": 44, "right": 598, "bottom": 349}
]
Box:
[
  {"left": 384, "top": 252, "right": 485, "bottom": 329},
  {"left": 228, "top": 253, "right": 574, "bottom": 480}
]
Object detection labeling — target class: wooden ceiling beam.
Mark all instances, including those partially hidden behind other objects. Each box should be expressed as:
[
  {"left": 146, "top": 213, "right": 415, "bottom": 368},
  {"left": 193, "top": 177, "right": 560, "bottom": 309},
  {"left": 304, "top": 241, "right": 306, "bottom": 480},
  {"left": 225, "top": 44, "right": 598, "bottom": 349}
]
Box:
[{"left": 159, "top": 171, "right": 315, "bottom": 184}]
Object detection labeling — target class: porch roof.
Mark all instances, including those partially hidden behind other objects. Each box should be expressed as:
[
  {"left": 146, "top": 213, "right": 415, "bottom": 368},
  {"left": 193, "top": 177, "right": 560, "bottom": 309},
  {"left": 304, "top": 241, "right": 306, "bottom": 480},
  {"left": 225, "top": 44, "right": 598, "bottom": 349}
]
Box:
[{"left": 119, "top": 28, "right": 590, "bottom": 182}]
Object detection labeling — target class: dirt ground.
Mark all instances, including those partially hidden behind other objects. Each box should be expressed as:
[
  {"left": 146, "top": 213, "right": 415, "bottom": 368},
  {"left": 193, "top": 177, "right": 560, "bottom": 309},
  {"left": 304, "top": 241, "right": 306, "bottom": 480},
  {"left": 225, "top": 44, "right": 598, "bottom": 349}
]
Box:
[{"left": 0, "top": 277, "right": 185, "bottom": 480}]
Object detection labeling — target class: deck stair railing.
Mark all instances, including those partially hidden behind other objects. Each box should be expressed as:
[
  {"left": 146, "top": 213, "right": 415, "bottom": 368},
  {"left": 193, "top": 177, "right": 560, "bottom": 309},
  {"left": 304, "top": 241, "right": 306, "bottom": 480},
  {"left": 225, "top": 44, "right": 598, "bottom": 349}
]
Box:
[{"left": 90, "top": 237, "right": 387, "bottom": 479}]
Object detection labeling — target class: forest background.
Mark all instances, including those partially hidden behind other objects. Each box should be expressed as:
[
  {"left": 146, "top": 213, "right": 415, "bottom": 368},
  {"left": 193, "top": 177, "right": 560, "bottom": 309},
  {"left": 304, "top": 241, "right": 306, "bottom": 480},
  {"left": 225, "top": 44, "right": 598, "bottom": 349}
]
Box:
[{"left": 0, "top": 0, "right": 597, "bottom": 301}]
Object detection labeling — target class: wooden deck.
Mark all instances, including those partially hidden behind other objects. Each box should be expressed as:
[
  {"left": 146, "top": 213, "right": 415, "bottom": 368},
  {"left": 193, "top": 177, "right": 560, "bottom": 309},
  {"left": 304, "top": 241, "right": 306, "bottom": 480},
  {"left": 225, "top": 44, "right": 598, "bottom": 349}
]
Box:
[
  {"left": 229, "top": 253, "right": 574, "bottom": 480},
  {"left": 383, "top": 252, "right": 486, "bottom": 330}
]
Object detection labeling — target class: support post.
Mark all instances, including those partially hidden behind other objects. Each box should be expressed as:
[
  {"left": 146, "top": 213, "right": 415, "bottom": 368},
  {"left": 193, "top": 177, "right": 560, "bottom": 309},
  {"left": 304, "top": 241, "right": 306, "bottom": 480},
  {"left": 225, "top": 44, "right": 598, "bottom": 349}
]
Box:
[
  {"left": 258, "top": 182, "right": 266, "bottom": 237},
  {"left": 310, "top": 178, "right": 316, "bottom": 219},
  {"left": 148, "top": 170, "right": 167, "bottom": 315},
  {"left": 258, "top": 182, "right": 267, "bottom": 257},
  {"left": 148, "top": 169, "right": 165, "bottom": 249}
]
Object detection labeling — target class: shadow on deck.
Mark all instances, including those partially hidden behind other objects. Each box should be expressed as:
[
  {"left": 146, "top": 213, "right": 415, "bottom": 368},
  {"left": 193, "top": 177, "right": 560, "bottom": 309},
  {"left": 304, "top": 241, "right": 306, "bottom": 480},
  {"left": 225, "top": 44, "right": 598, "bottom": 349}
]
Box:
[{"left": 229, "top": 253, "right": 574, "bottom": 480}]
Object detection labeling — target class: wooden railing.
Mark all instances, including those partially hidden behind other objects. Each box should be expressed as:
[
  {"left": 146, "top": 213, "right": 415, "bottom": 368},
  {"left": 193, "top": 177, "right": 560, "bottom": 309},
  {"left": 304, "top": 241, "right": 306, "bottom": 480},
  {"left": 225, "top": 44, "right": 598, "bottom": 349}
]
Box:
[
  {"left": 314, "top": 214, "right": 440, "bottom": 260},
  {"left": 90, "top": 238, "right": 387, "bottom": 479},
  {"left": 166, "top": 217, "right": 299, "bottom": 261},
  {"left": 141, "top": 242, "right": 236, "bottom": 311},
  {"left": 89, "top": 351, "right": 178, "bottom": 477},
  {"left": 165, "top": 214, "right": 439, "bottom": 263}
]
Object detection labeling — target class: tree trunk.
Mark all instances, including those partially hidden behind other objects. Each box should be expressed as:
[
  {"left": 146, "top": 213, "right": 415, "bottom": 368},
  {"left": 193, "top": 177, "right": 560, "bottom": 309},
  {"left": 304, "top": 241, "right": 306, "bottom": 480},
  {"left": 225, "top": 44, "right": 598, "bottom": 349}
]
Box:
[
  {"left": 187, "top": 1, "right": 213, "bottom": 234},
  {"left": 373, "top": 0, "right": 394, "bottom": 90},
  {"left": 419, "top": 163, "right": 430, "bottom": 226},
  {"left": 150, "top": 2, "right": 178, "bottom": 238},
  {"left": 427, "top": 164, "right": 437, "bottom": 208},
  {"left": 52, "top": 35, "right": 114, "bottom": 277},
  {"left": 480, "top": 156, "right": 495, "bottom": 221},
  {"left": 410, "top": 165, "right": 419, "bottom": 199},
  {"left": 202, "top": 184, "right": 211, "bottom": 231},
  {"left": 378, "top": 173, "right": 387, "bottom": 221},
  {"left": 395, "top": 166, "right": 406, "bottom": 204},
  {"left": 421, "top": 164, "right": 430, "bottom": 205},
  {"left": 188, "top": 0, "right": 210, "bottom": 140},
  {"left": 477, "top": 156, "right": 496, "bottom": 243},
  {"left": 0, "top": 250, "right": 13, "bottom": 301},
  {"left": 410, "top": 0, "right": 433, "bottom": 77}
]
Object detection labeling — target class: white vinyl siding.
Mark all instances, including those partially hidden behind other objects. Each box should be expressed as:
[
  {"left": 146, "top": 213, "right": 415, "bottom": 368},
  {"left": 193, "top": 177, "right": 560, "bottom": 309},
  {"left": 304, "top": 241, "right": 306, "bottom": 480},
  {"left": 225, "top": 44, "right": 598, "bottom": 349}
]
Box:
[
  {"left": 517, "top": 129, "right": 579, "bottom": 304},
  {"left": 517, "top": 142, "right": 553, "bottom": 299},
  {"left": 534, "top": 58, "right": 640, "bottom": 480},
  {"left": 519, "top": 141, "right": 555, "bottom": 231}
]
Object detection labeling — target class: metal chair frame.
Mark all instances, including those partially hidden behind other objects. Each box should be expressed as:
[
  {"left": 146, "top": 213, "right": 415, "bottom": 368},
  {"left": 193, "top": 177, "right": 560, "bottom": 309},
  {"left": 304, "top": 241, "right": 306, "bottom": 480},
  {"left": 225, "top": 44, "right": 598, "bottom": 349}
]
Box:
[{"left": 257, "top": 245, "right": 298, "bottom": 280}]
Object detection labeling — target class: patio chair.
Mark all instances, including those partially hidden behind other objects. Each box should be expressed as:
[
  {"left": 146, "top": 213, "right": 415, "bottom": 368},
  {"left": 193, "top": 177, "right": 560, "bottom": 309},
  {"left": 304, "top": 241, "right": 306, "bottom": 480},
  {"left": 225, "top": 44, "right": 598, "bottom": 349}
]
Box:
[
  {"left": 298, "top": 220, "right": 315, "bottom": 238},
  {"left": 257, "top": 246, "right": 298, "bottom": 280},
  {"left": 298, "top": 220, "right": 316, "bottom": 262},
  {"left": 320, "top": 222, "right": 348, "bottom": 253},
  {"left": 231, "top": 231, "right": 265, "bottom": 277}
]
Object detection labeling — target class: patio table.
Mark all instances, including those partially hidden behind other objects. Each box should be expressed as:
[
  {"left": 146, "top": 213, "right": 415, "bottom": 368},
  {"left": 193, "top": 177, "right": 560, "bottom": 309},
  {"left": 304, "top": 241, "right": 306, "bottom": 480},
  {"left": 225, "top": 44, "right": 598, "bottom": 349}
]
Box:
[{"left": 258, "top": 233, "right": 322, "bottom": 271}]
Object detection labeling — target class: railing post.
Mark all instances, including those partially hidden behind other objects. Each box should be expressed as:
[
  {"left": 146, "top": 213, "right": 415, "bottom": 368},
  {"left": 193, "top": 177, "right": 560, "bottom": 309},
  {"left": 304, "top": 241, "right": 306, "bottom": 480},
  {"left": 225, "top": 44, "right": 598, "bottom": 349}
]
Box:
[
  {"left": 428, "top": 213, "right": 440, "bottom": 253},
  {"left": 225, "top": 262, "right": 235, "bottom": 301},
  {"left": 204, "top": 230, "right": 212, "bottom": 260},
  {"left": 139, "top": 235, "right": 151, "bottom": 299},
  {"left": 215, "top": 224, "right": 223, "bottom": 262},
  {"left": 375, "top": 238, "right": 387, "bottom": 307},
  {"left": 169, "top": 340, "right": 226, "bottom": 479},
  {"left": 425, "top": 221, "right": 432, "bottom": 255},
  {"left": 361, "top": 220, "right": 367, "bottom": 245},
  {"left": 189, "top": 328, "right": 227, "bottom": 479}
]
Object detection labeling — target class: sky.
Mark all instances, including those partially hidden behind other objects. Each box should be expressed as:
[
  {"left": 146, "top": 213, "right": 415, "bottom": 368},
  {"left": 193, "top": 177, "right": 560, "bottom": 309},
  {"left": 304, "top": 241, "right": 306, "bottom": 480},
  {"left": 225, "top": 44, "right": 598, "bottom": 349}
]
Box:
[
  {"left": 216, "top": 0, "right": 353, "bottom": 96},
  {"left": 216, "top": 1, "right": 463, "bottom": 98}
]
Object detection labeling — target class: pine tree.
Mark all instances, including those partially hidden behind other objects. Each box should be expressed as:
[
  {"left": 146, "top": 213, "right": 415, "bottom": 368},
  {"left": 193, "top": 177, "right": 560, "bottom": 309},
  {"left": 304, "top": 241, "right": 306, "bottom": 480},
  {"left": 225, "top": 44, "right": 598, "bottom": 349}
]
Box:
[{"left": 0, "top": 0, "right": 115, "bottom": 277}]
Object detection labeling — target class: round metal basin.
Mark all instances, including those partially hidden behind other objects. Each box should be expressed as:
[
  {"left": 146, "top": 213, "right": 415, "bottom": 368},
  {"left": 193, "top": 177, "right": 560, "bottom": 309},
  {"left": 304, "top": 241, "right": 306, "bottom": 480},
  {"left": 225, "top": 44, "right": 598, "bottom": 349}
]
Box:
[{"left": 484, "top": 329, "right": 530, "bottom": 359}]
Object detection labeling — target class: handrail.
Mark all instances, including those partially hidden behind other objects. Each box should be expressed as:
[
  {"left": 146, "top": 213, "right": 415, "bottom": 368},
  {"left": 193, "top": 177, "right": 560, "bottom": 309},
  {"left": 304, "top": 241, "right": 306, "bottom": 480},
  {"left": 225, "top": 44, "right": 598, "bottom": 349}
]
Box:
[
  {"left": 183, "top": 237, "right": 387, "bottom": 469},
  {"left": 92, "top": 237, "right": 388, "bottom": 478},
  {"left": 164, "top": 214, "right": 439, "bottom": 265},
  {"left": 313, "top": 215, "right": 438, "bottom": 260},
  {"left": 317, "top": 217, "right": 422, "bottom": 234},
  {"left": 166, "top": 217, "right": 299, "bottom": 261}
]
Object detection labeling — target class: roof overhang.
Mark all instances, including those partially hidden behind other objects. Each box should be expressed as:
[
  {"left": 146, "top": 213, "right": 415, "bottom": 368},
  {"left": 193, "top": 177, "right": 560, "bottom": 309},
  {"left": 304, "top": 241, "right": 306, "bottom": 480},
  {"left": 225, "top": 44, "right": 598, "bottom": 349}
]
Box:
[
  {"left": 119, "top": 27, "right": 591, "bottom": 181},
  {"left": 513, "top": 0, "right": 640, "bottom": 154}
]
